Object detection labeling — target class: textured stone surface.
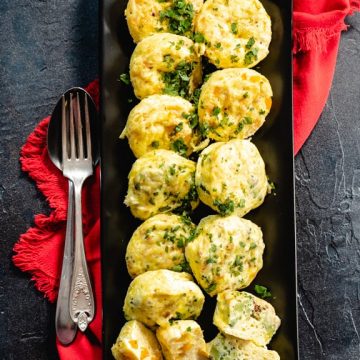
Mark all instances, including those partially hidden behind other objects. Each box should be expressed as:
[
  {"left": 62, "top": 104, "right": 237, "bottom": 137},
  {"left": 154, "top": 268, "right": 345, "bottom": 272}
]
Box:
[
  {"left": 296, "top": 13, "right": 360, "bottom": 360},
  {"left": 1, "top": 0, "right": 360, "bottom": 359},
  {"left": 0, "top": 0, "right": 98, "bottom": 359}
]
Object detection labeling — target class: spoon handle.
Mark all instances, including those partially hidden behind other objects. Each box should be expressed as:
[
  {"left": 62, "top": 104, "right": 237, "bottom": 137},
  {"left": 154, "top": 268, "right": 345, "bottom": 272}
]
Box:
[{"left": 55, "top": 180, "right": 77, "bottom": 344}]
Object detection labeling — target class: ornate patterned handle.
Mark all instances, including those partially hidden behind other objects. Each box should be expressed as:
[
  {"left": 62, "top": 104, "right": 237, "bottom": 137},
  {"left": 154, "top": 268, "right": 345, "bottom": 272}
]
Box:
[{"left": 69, "top": 179, "right": 95, "bottom": 332}]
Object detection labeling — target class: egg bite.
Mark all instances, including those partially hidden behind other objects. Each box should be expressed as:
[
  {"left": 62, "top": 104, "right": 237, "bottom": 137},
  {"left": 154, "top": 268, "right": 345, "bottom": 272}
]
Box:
[
  {"left": 185, "top": 214, "right": 264, "bottom": 296},
  {"left": 111, "top": 320, "right": 163, "bottom": 360},
  {"left": 156, "top": 320, "right": 208, "bottom": 360},
  {"left": 213, "top": 291, "right": 281, "bottom": 347},
  {"left": 195, "top": 139, "right": 268, "bottom": 217},
  {"left": 123, "top": 270, "right": 205, "bottom": 328},
  {"left": 130, "top": 33, "right": 202, "bottom": 99},
  {"left": 208, "top": 332, "right": 280, "bottom": 360},
  {"left": 195, "top": 0, "right": 271, "bottom": 68},
  {"left": 126, "top": 213, "right": 195, "bottom": 278},
  {"left": 120, "top": 95, "right": 201, "bottom": 158},
  {"left": 125, "top": 149, "right": 198, "bottom": 220},
  {"left": 198, "top": 68, "right": 273, "bottom": 142},
  {"left": 125, "top": 0, "right": 204, "bottom": 43}
]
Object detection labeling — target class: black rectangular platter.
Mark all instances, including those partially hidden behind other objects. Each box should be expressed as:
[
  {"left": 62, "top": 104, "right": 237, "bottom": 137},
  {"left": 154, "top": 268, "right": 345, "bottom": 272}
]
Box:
[{"left": 101, "top": 0, "right": 298, "bottom": 358}]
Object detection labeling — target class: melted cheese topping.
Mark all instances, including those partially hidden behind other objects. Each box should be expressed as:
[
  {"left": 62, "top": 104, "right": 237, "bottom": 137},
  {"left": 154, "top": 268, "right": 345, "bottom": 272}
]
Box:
[
  {"left": 195, "top": 0, "right": 271, "bottom": 68},
  {"left": 198, "top": 68, "right": 273, "bottom": 141},
  {"left": 123, "top": 270, "right": 205, "bottom": 328},
  {"left": 125, "top": 0, "right": 204, "bottom": 43},
  {"left": 125, "top": 149, "right": 199, "bottom": 220},
  {"left": 121, "top": 95, "right": 201, "bottom": 158},
  {"left": 208, "top": 333, "right": 280, "bottom": 360},
  {"left": 111, "top": 320, "right": 163, "bottom": 360},
  {"left": 126, "top": 213, "right": 195, "bottom": 278},
  {"left": 130, "top": 33, "right": 202, "bottom": 99},
  {"left": 213, "top": 291, "right": 281, "bottom": 347},
  {"left": 156, "top": 320, "right": 208, "bottom": 360},
  {"left": 185, "top": 215, "right": 264, "bottom": 296},
  {"left": 195, "top": 140, "right": 268, "bottom": 217}
]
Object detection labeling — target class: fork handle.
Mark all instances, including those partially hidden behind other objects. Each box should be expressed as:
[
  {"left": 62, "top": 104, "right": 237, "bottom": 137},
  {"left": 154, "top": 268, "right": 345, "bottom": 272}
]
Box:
[
  {"left": 69, "top": 179, "right": 95, "bottom": 332},
  {"left": 55, "top": 180, "right": 77, "bottom": 344}
]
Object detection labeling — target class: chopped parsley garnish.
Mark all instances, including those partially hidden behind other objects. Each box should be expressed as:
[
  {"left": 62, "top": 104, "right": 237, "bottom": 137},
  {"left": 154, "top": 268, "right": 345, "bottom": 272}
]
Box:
[
  {"left": 182, "top": 111, "right": 199, "bottom": 129},
  {"left": 171, "top": 138, "right": 188, "bottom": 156},
  {"left": 172, "top": 122, "right": 184, "bottom": 135},
  {"left": 175, "top": 180, "right": 198, "bottom": 214},
  {"left": 244, "top": 48, "right": 258, "bottom": 65},
  {"left": 213, "top": 199, "right": 234, "bottom": 215},
  {"left": 215, "top": 42, "right": 222, "bottom": 49},
  {"left": 212, "top": 106, "right": 221, "bottom": 117},
  {"left": 259, "top": 109, "right": 266, "bottom": 115},
  {"left": 243, "top": 116, "right": 253, "bottom": 124},
  {"left": 193, "top": 32, "right": 205, "bottom": 43},
  {"left": 254, "top": 284, "right": 272, "bottom": 299},
  {"left": 230, "top": 54, "right": 239, "bottom": 63},
  {"left": 162, "top": 61, "right": 194, "bottom": 97},
  {"left": 160, "top": 0, "right": 194, "bottom": 36},
  {"left": 119, "top": 73, "right": 130, "bottom": 85},
  {"left": 231, "top": 22, "right": 238, "bottom": 35},
  {"left": 151, "top": 140, "right": 160, "bottom": 148},
  {"left": 163, "top": 54, "right": 175, "bottom": 68},
  {"left": 245, "top": 37, "right": 255, "bottom": 49},
  {"left": 206, "top": 283, "right": 217, "bottom": 293}
]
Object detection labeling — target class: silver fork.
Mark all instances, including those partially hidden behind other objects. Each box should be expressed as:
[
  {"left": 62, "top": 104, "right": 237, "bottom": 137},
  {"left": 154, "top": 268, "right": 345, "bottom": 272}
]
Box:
[{"left": 62, "top": 92, "right": 95, "bottom": 332}]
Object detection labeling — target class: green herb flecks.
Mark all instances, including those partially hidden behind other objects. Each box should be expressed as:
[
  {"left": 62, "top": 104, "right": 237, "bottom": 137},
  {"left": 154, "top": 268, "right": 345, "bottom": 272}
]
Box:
[
  {"left": 171, "top": 138, "right": 188, "bottom": 156},
  {"left": 244, "top": 48, "right": 258, "bottom": 65},
  {"left": 119, "top": 73, "right": 130, "bottom": 85},
  {"left": 151, "top": 140, "right": 160, "bottom": 148},
  {"left": 213, "top": 199, "right": 234, "bottom": 216},
  {"left": 245, "top": 37, "right": 255, "bottom": 49},
  {"left": 160, "top": 0, "right": 195, "bottom": 36},
  {"left": 231, "top": 22, "right": 238, "bottom": 35},
  {"left": 162, "top": 61, "right": 195, "bottom": 98},
  {"left": 193, "top": 32, "right": 205, "bottom": 43},
  {"left": 182, "top": 111, "right": 199, "bottom": 129},
  {"left": 254, "top": 284, "right": 272, "bottom": 299}
]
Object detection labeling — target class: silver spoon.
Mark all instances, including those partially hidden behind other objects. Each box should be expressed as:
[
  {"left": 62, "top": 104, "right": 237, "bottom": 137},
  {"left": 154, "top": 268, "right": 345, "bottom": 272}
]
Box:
[{"left": 47, "top": 87, "right": 99, "bottom": 344}]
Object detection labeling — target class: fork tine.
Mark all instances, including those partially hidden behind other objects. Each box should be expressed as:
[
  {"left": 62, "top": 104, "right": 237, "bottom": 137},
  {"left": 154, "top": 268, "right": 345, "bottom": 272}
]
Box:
[
  {"left": 75, "top": 92, "right": 84, "bottom": 159},
  {"left": 61, "top": 95, "right": 68, "bottom": 163},
  {"left": 69, "top": 93, "right": 76, "bottom": 159},
  {"left": 84, "top": 93, "right": 92, "bottom": 161}
]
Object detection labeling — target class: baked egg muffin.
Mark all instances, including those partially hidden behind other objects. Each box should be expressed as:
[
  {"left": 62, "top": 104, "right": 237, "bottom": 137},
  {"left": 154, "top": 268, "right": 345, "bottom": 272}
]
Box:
[
  {"left": 156, "top": 320, "right": 208, "bottom": 360},
  {"left": 198, "top": 68, "right": 273, "bottom": 141},
  {"left": 126, "top": 213, "right": 195, "bottom": 278},
  {"left": 120, "top": 95, "right": 201, "bottom": 158},
  {"left": 195, "top": 139, "right": 268, "bottom": 217},
  {"left": 185, "top": 214, "right": 264, "bottom": 296},
  {"left": 111, "top": 320, "right": 163, "bottom": 360},
  {"left": 195, "top": 0, "right": 271, "bottom": 68},
  {"left": 208, "top": 333, "right": 280, "bottom": 360},
  {"left": 123, "top": 269, "right": 205, "bottom": 328},
  {"left": 125, "top": 149, "right": 199, "bottom": 220},
  {"left": 130, "top": 33, "right": 202, "bottom": 99},
  {"left": 125, "top": 0, "right": 204, "bottom": 43},
  {"left": 213, "top": 291, "right": 281, "bottom": 347}
]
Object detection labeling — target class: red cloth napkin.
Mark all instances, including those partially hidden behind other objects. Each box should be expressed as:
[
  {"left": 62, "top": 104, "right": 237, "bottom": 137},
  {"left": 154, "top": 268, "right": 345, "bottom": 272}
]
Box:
[
  {"left": 13, "top": 80, "right": 102, "bottom": 359},
  {"left": 11, "top": 1, "right": 360, "bottom": 359},
  {"left": 293, "top": 0, "right": 360, "bottom": 154}
]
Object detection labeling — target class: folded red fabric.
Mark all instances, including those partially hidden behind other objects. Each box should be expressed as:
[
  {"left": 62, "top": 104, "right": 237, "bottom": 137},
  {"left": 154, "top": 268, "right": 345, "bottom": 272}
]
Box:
[
  {"left": 13, "top": 80, "right": 102, "bottom": 359},
  {"left": 293, "top": 0, "right": 360, "bottom": 154},
  {"left": 12, "top": 1, "right": 360, "bottom": 359}
]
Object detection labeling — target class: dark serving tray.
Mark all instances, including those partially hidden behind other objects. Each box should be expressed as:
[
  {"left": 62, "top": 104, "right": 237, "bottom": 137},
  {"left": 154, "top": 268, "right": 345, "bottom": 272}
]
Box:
[{"left": 100, "top": 0, "right": 298, "bottom": 358}]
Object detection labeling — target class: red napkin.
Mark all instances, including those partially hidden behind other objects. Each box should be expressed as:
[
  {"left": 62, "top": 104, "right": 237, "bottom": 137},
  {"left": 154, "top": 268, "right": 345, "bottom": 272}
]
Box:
[
  {"left": 293, "top": 0, "right": 360, "bottom": 154},
  {"left": 13, "top": 80, "right": 102, "bottom": 359},
  {"left": 12, "top": 1, "right": 360, "bottom": 359}
]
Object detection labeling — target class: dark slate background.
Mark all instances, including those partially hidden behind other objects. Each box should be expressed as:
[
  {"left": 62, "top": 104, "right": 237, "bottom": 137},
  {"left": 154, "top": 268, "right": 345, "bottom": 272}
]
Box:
[{"left": 0, "top": 0, "right": 359, "bottom": 359}]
